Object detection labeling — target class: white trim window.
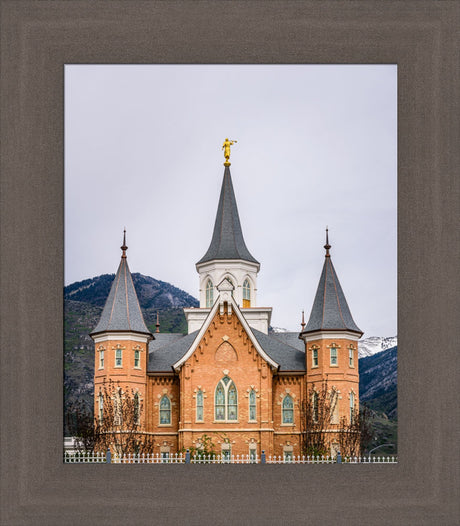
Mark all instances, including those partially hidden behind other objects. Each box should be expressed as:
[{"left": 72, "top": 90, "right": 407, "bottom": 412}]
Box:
[
  {"left": 349, "top": 347, "right": 354, "bottom": 368},
  {"left": 312, "top": 348, "right": 318, "bottom": 368},
  {"left": 243, "top": 279, "right": 251, "bottom": 308},
  {"left": 134, "top": 392, "right": 140, "bottom": 425},
  {"left": 312, "top": 392, "right": 319, "bottom": 422},
  {"left": 221, "top": 443, "right": 231, "bottom": 462},
  {"left": 283, "top": 448, "right": 293, "bottom": 462},
  {"left": 115, "top": 348, "right": 122, "bottom": 367},
  {"left": 350, "top": 391, "right": 355, "bottom": 422},
  {"left": 98, "top": 393, "right": 103, "bottom": 422},
  {"left": 196, "top": 389, "right": 204, "bottom": 422},
  {"left": 159, "top": 395, "right": 171, "bottom": 425},
  {"left": 330, "top": 347, "right": 338, "bottom": 366},
  {"left": 249, "top": 445, "right": 257, "bottom": 463},
  {"left": 215, "top": 376, "right": 238, "bottom": 421},
  {"left": 114, "top": 389, "right": 122, "bottom": 426},
  {"left": 99, "top": 349, "right": 104, "bottom": 369},
  {"left": 134, "top": 349, "right": 140, "bottom": 368},
  {"left": 282, "top": 395, "right": 294, "bottom": 424},
  {"left": 330, "top": 390, "right": 339, "bottom": 424},
  {"left": 205, "top": 279, "right": 214, "bottom": 308},
  {"left": 249, "top": 389, "right": 257, "bottom": 421}
]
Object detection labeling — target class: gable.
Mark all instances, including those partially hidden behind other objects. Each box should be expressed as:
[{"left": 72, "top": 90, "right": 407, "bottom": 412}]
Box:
[{"left": 172, "top": 292, "right": 279, "bottom": 371}]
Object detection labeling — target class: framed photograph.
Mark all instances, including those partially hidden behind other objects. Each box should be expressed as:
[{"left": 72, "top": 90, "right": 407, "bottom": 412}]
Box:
[{"left": 1, "top": 1, "right": 458, "bottom": 524}]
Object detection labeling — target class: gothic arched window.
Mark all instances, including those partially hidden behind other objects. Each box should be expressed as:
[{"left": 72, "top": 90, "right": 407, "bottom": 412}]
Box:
[
  {"left": 243, "top": 279, "right": 251, "bottom": 308},
  {"left": 282, "top": 395, "right": 294, "bottom": 424},
  {"left": 249, "top": 389, "right": 256, "bottom": 421},
  {"left": 196, "top": 390, "right": 204, "bottom": 422},
  {"left": 215, "top": 377, "right": 238, "bottom": 421},
  {"left": 159, "top": 395, "right": 171, "bottom": 425},
  {"left": 206, "top": 279, "right": 214, "bottom": 308}
]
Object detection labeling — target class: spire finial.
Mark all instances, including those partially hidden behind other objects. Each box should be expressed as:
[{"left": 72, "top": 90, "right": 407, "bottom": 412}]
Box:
[
  {"left": 121, "top": 228, "right": 128, "bottom": 258},
  {"left": 324, "top": 226, "right": 331, "bottom": 257},
  {"left": 301, "top": 310, "right": 306, "bottom": 330},
  {"left": 155, "top": 311, "right": 160, "bottom": 333},
  {"left": 222, "top": 137, "right": 237, "bottom": 166}
]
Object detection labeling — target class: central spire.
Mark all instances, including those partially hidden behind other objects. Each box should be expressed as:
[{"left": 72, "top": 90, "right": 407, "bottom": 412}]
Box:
[{"left": 196, "top": 164, "right": 259, "bottom": 266}]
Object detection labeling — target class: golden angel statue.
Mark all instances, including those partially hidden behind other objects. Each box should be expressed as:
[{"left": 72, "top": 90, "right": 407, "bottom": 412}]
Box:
[{"left": 222, "top": 138, "right": 237, "bottom": 165}]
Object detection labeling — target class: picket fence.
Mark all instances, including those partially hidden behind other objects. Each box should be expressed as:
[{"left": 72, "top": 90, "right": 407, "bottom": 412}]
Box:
[{"left": 64, "top": 451, "right": 397, "bottom": 464}]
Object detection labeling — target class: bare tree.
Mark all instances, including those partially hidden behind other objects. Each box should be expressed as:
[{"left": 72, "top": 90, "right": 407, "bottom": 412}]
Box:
[
  {"left": 338, "top": 405, "right": 373, "bottom": 457},
  {"left": 301, "top": 379, "right": 372, "bottom": 458},
  {"left": 94, "top": 379, "right": 155, "bottom": 457},
  {"left": 300, "top": 379, "right": 339, "bottom": 457},
  {"left": 65, "top": 399, "right": 96, "bottom": 453}
]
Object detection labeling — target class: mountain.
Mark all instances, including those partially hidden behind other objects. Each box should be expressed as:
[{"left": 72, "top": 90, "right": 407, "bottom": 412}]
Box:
[
  {"left": 358, "top": 336, "right": 397, "bottom": 358},
  {"left": 64, "top": 274, "right": 199, "bottom": 431}
]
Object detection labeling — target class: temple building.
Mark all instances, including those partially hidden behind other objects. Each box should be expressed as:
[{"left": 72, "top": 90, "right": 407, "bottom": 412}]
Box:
[{"left": 91, "top": 145, "right": 363, "bottom": 459}]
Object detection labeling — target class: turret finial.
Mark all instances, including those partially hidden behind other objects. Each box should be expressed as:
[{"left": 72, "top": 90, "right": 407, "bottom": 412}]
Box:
[
  {"left": 324, "top": 226, "right": 331, "bottom": 257},
  {"left": 222, "top": 137, "right": 237, "bottom": 166},
  {"left": 301, "top": 310, "right": 306, "bottom": 330},
  {"left": 155, "top": 311, "right": 160, "bottom": 333},
  {"left": 121, "top": 228, "right": 128, "bottom": 258}
]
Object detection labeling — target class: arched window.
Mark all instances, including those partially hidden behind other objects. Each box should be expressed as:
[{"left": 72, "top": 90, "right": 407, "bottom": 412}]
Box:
[
  {"left": 243, "top": 279, "right": 251, "bottom": 308},
  {"left": 205, "top": 279, "right": 214, "bottom": 308},
  {"left": 249, "top": 389, "right": 256, "bottom": 421},
  {"left": 282, "top": 395, "right": 294, "bottom": 424},
  {"left": 134, "top": 392, "right": 140, "bottom": 425},
  {"left": 350, "top": 392, "right": 355, "bottom": 422},
  {"left": 215, "top": 377, "right": 238, "bottom": 421},
  {"left": 134, "top": 349, "right": 140, "bottom": 368},
  {"left": 196, "top": 390, "right": 204, "bottom": 422},
  {"left": 159, "top": 395, "right": 171, "bottom": 425}
]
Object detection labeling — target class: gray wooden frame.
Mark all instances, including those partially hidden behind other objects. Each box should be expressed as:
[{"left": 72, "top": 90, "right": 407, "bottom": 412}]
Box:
[{"left": 1, "top": 1, "right": 459, "bottom": 524}]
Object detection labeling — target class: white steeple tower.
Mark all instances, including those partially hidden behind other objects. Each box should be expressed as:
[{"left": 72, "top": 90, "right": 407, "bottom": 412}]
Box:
[{"left": 184, "top": 157, "right": 272, "bottom": 333}]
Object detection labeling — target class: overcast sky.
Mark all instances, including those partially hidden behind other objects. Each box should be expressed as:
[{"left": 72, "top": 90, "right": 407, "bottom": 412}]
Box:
[{"left": 65, "top": 65, "right": 397, "bottom": 337}]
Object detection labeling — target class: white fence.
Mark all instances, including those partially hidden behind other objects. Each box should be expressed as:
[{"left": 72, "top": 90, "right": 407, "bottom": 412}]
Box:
[{"left": 64, "top": 451, "right": 397, "bottom": 464}]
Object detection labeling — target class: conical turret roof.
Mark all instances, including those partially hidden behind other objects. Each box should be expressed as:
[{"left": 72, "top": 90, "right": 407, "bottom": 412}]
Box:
[
  {"left": 301, "top": 231, "right": 362, "bottom": 336},
  {"left": 197, "top": 165, "right": 259, "bottom": 266},
  {"left": 91, "top": 232, "right": 152, "bottom": 338}
]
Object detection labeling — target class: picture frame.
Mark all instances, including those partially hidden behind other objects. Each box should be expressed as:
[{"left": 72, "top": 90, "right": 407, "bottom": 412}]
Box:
[{"left": 1, "top": 1, "right": 458, "bottom": 524}]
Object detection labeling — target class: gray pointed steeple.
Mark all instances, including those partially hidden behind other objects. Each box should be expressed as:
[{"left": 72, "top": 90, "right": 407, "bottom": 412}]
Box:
[
  {"left": 91, "top": 232, "right": 153, "bottom": 338},
  {"left": 197, "top": 165, "right": 259, "bottom": 265},
  {"left": 301, "top": 231, "right": 362, "bottom": 336}
]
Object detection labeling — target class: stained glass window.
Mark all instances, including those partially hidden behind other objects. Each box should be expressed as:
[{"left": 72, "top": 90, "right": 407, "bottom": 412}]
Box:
[
  {"left": 215, "top": 384, "right": 225, "bottom": 420},
  {"left": 196, "top": 390, "right": 204, "bottom": 421},
  {"left": 206, "top": 279, "right": 213, "bottom": 308},
  {"left": 249, "top": 389, "right": 256, "bottom": 421},
  {"left": 160, "top": 395, "right": 171, "bottom": 425},
  {"left": 215, "top": 377, "right": 238, "bottom": 421},
  {"left": 227, "top": 384, "right": 238, "bottom": 420},
  {"left": 282, "top": 395, "right": 294, "bottom": 424}
]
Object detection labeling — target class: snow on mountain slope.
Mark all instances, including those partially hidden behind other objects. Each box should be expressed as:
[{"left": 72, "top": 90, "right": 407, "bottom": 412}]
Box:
[{"left": 358, "top": 336, "right": 397, "bottom": 358}]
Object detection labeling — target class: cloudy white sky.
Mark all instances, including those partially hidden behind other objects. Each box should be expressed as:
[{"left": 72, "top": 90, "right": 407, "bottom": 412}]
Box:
[{"left": 65, "top": 65, "right": 397, "bottom": 337}]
